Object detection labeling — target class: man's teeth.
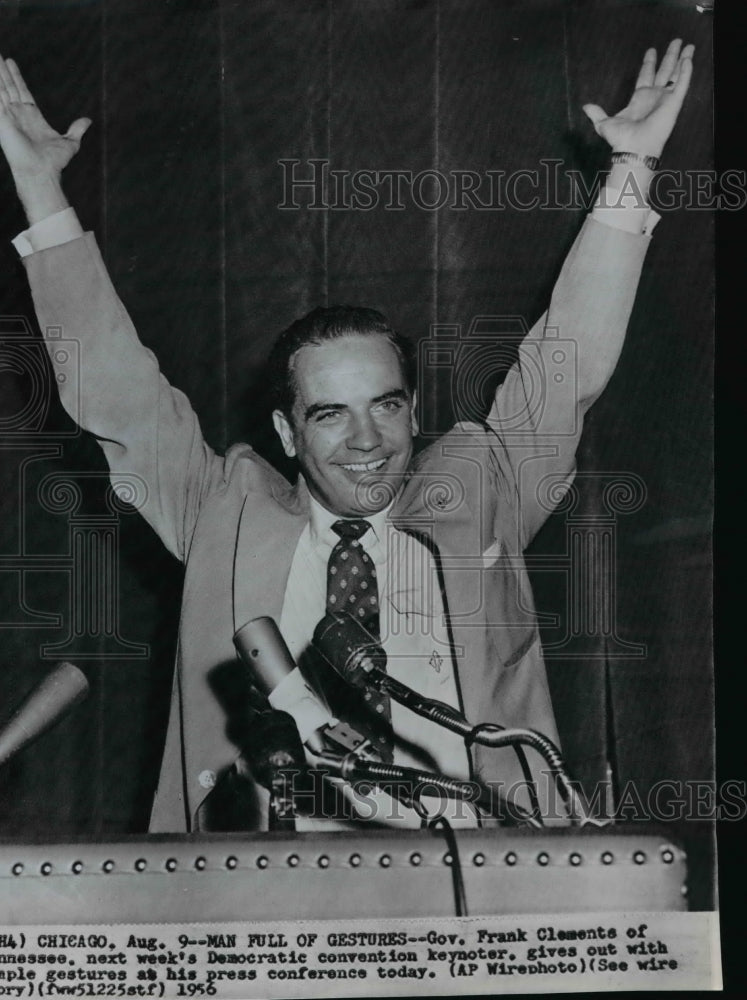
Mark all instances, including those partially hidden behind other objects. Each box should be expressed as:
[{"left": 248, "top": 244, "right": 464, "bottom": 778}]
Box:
[{"left": 341, "top": 459, "right": 387, "bottom": 472}]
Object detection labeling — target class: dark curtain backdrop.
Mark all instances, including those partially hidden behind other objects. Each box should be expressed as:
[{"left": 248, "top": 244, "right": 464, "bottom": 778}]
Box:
[{"left": 0, "top": 0, "right": 711, "bottom": 844}]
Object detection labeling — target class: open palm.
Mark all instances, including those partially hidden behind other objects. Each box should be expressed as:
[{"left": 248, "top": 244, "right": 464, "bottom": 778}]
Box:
[
  {"left": 583, "top": 40, "right": 694, "bottom": 158},
  {"left": 0, "top": 56, "right": 89, "bottom": 179}
]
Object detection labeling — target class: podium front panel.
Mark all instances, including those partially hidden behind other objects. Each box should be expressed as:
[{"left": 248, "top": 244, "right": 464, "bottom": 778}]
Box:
[{"left": 0, "top": 827, "right": 687, "bottom": 923}]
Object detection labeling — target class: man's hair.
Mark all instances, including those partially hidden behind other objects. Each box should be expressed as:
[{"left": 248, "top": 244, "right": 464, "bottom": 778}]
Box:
[{"left": 267, "top": 305, "right": 416, "bottom": 418}]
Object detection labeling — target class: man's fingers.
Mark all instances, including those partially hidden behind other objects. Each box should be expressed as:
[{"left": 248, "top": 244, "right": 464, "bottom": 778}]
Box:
[
  {"left": 6, "top": 59, "right": 35, "bottom": 104},
  {"left": 0, "top": 56, "right": 20, "bottom": 103},
  {"left": 670, "top": 49, "right": 693, "bottom": 109},
  {"left": 582, "top": 103, "right": 608, "bottom": 128},
  {"left": 654, "top": 38, "right": 682, "bottom": 87},
  {"left": 635, "top": 48, "right": 657, "bottom": 89},
  {"left": 677, "top": 42, "right": 696, "bottom": 73},
  {"left": 664, "top": 43, "right": 694, "bottom": 89},
  {"left": 66, "top": 117, "right": 91, "bottom": 143}
]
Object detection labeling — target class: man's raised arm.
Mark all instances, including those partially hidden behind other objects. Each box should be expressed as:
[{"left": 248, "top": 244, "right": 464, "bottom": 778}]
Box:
[
  {"left": 484, "top": 40, "right": 694, "bottom": 547},
  {"left": 575, "top": 37, "right": 693, "bottom": 402},
  {"left": 0, "top": 56, "right": 221, "bottom": 561}
]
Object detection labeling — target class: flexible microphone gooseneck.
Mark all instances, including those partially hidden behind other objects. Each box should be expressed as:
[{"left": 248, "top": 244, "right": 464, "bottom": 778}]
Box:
[{"left": 313, "top": 610, "right": 587, "bottom": 824}]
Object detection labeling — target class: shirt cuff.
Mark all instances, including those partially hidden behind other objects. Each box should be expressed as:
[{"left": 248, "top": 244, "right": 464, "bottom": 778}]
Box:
[
  {"left": 591, "top": 185, "right": 660, "bottom": 237},
  {"left": 268, "top": 667, "right": 334, "bottom": 743},
  {"left": 12, "top": 207, "right": 85, "bottom": 258}
]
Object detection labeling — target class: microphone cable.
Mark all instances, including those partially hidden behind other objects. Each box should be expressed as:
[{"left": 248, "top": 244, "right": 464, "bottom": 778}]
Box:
[{"left": 411, "top": 794, "right": 468, "bottom": 917}]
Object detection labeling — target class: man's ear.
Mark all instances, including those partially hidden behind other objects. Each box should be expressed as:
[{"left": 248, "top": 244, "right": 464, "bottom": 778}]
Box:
[
  {"left": 410, "top": 390, "right": 419, "bottom": 437},
  {"left": 272, "top": 409, "right": 297, "bottom": 458}
]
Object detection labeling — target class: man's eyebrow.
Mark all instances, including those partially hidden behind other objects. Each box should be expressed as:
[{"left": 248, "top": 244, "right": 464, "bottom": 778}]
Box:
[
  {"left": 304, "top": 401, "right": 348, "bottom": 420},
  {"left": 303, "top": 389, "right": 409, "bottom": 422},
  {"left": 372, "top": 389, "right": 409, "bottom": 405}
]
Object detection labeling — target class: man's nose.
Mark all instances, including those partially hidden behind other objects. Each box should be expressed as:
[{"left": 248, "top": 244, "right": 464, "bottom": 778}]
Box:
[{"left": 346, "top": 413, "right": 383, "bottom": 451}]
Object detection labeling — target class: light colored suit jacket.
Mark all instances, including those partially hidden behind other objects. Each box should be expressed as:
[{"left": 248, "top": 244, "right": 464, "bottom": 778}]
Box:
[{"left": 24, "top": 215, "right": 651, "bottom": 830}]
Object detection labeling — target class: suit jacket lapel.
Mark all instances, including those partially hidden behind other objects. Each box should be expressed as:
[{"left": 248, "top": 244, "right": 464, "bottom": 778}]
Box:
[{"left": 232, "top": 475, "right": 310, "bottom": 632}]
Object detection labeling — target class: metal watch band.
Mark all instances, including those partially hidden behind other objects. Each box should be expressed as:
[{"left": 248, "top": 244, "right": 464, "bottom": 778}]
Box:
[{"left": 610, "top": 151, "right": 661, "bottom": 172}]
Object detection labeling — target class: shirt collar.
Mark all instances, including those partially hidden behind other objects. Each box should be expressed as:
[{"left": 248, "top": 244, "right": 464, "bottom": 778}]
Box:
[{"left": 306, "top": 486, "right": 392, "bottom": 552}]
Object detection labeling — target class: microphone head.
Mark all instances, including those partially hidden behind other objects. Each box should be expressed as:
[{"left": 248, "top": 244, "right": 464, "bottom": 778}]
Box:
[
  {"left": 312, "top": 611, "right": 386, "bottom": 688},
  {"left": 0, "top": 662, "right": 89, "bottom": 769},
  {"left": 232, "top": 616, "right": 336, "bottom": 745},
  {"left": 233, "top": 616, "right": 297, "bottom": 696}
]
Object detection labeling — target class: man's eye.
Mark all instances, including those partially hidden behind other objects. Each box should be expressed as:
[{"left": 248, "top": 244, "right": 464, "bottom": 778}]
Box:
[
  {"left": 315, "top": 410, "right": 341, "bottom": 423},
  {"left": 377, "top": 399, "right": 404, "bottom": 413}
]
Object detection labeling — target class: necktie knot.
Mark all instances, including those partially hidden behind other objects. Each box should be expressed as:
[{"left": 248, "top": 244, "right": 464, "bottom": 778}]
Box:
[{"left": 331, "top": 518, "right": 371, "bottom": 543}]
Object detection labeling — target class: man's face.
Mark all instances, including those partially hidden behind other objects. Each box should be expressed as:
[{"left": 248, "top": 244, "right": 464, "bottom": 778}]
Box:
[{"left": 272, "top": 334, "right": 418, "bottom": 516}]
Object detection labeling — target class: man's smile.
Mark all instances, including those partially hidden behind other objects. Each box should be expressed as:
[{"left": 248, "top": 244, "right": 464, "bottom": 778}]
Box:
[{"left": 339, "top": 457, "right": 388, "bottom": 473}]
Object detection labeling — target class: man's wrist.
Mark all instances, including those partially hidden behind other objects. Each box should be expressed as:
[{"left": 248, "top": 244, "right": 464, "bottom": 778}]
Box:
[
  {"left": 14, "top": 172, "right": 69, "bottom": 227},
  {"left": 606, "top": 161, "right": 654, "bottom": 205}
]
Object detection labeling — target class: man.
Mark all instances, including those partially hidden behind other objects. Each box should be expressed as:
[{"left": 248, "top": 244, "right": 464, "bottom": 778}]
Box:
[{"left": 0, "top": 41, "right": 693, "bottom": 831}]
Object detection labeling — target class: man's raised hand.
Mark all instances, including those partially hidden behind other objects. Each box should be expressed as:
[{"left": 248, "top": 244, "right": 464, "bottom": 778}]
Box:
[
  {"left": 583, "top": 39, "right": 694, "bottom": 158},
  {"left": 0, "top": 56, "right": 90, "bottom": 182},
  {"left": 0, "top": 56, "right": 90, "bottom": 223}
]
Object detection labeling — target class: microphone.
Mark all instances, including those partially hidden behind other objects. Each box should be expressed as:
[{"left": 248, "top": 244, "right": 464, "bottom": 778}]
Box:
[
  {"left": 233, "top": 616, "right": 378, "bottom": 758},
  {"left": 313, "top": 611, "right": 469, "bottom": 731},
  {"left": 312, "top": 612, "right": 387, "bottom": 688},
  {"left": 207, "top": 651, "right": 308, "bottom": 830},
  {"left": 0, "top": 662, "right": 89, "bottom": 769},
  {"left": 234, "top": 616, "right": 330, "bottom": 752},
  {"left": 228, "top": 706, "right": 307, "bottom": 830},
  {"left": 234, "top": 616, "right": 299, "bottom": 696},
  {"left": 314, "top": 612, "right": 587, "bottom": 825}
]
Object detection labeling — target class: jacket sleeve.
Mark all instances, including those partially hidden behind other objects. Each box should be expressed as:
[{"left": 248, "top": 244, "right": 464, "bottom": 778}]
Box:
[
  {"left": 483, "top": 215, "right": 652, "bottom": 549},
  {"left": 23, "top": 232, "right": 223, "bottom": 562}
]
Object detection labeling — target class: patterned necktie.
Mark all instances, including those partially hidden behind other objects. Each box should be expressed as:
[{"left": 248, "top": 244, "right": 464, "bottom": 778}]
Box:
[{"left": 327, "top": 519, "right": 393, "bottom": 762}]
